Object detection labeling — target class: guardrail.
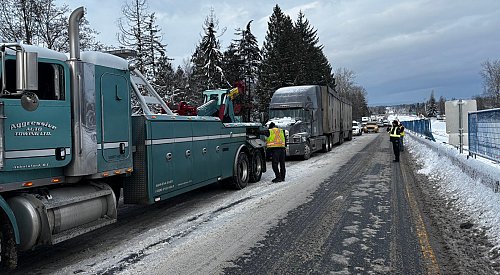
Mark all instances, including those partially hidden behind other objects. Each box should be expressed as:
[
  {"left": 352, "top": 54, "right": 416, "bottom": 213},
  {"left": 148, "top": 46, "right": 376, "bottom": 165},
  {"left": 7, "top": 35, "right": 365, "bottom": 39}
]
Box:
[
  {"left": 401, "top": 119, "right": 435, "bottom": 141},
  {"left": 468, "top": 108, "right": 500, "bottom": 163}
]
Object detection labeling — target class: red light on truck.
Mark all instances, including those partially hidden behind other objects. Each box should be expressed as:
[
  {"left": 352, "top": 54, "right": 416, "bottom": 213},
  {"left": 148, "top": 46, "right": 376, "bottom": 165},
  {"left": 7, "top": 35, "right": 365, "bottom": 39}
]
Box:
[
  {"left": 23, "top": 182, "right": 33, "bottom": 187},
  {"left": 102, "top": 172, "right": 109, "bottom": 177},
  {"left": 51, "top": 178, "right": 61, "bottom": 183}
]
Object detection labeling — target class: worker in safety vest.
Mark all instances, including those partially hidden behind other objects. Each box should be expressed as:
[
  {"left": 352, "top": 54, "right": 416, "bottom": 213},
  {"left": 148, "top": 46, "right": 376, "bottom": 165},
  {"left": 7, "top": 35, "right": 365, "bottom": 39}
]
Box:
[
  {"left": 262, "top": 122, "right": 287, "bottom": 182},
  {"left": 388, "top": 120, "right": 402, "bottom": 162},
  {"left": 398, "top": 122, "right": 405, "bottom": 152}
]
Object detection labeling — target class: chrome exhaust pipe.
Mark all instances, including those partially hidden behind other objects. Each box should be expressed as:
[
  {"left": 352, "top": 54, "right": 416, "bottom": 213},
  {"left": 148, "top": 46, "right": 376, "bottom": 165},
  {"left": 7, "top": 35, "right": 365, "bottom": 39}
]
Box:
[{"left": 68, "top": 7, "right": 84, "bottom": 60}]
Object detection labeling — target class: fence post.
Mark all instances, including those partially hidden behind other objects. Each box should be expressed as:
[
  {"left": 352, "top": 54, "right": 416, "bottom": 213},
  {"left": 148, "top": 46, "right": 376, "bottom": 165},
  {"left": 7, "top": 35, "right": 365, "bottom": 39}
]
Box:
[{"left": 458, "top": 99, "right": 464, "bottom": 154}]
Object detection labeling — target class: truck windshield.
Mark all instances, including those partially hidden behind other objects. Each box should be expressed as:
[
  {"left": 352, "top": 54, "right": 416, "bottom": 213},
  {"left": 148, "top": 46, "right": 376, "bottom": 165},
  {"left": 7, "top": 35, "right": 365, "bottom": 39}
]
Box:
[{"left": 269, "top": 108, "right": 307, "bottom": 121}]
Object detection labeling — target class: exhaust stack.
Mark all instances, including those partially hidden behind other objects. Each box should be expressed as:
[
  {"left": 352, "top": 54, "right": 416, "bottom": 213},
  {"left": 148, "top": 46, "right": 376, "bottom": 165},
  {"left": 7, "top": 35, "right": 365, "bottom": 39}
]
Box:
[{"left": 69, "top": 7, "right": 84, "bottom": 60}]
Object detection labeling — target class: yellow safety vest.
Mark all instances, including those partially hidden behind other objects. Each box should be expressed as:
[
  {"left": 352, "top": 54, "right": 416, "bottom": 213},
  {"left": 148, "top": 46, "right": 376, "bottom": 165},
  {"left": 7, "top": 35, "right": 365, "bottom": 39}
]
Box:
[
  {"left": 267, "top": 128, "right": 286, "bottom": 148},
  {"left": 390, "top": 126, "right": 400, "bottom": 138},
  {"left": 399, "top": 126, "right": 405, "bottom": 136}
]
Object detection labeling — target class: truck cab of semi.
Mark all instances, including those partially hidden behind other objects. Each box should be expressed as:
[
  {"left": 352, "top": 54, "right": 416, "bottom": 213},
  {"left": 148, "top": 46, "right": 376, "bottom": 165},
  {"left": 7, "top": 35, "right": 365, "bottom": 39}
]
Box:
[{"left": 268, "top": 85, "right": 352, "bottom": 160}]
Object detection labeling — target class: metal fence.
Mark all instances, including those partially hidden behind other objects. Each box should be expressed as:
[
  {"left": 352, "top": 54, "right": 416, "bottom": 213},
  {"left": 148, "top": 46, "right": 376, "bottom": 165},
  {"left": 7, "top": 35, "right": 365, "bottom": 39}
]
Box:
[
  {"left": 401, "top": 119, "right": 435, "bottom": 141},
  {"left": 468, "top": 108, "right": 500, "bottom": 163}
]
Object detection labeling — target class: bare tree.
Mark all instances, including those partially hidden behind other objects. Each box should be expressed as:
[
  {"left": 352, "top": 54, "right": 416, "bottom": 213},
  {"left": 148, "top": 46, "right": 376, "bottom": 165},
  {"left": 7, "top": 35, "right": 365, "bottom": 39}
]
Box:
[
  {"left": 117, "top": 0, "right": 149, "bottom": 72},
  {"left": 480, "top": 59, "right": 500, "bottom": 108},
  {"left": 0, "top": 0, "right": 102, "bottom": 51},
  {"left": 334, "top": 67, "right": 369, "bottom": 120}
]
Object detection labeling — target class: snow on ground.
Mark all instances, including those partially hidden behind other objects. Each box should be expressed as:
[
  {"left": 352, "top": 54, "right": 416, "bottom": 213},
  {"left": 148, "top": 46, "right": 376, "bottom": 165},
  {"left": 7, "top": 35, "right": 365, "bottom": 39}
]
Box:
[{"left": 392, "top": 114, "right": 500, "bottom": 251}]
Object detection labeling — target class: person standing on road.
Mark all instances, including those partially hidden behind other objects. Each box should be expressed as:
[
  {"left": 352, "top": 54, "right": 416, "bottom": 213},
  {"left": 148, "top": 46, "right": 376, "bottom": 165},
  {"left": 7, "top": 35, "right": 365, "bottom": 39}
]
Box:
[
  {"left": 262, "top": 122, "right": 287, "bottom": 182},
  {"left": 388, "top": 120, "right": 402, "bottom": 162},
  {"left": 398, "top": 122, "right": 405, "bottom": 152}
]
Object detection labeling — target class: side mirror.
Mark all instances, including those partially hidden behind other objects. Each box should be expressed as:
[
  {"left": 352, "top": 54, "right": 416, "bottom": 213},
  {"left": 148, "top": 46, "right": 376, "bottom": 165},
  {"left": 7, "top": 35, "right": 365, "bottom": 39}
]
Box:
[{"left": 16, "top": 51, "right": 38, "bottom": 92}]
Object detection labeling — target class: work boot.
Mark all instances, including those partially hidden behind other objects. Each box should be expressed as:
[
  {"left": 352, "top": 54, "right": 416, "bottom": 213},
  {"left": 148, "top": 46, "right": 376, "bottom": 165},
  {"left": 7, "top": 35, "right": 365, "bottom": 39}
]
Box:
[{"left": 272, "top": 178, "right": 282, "bottom": 183}]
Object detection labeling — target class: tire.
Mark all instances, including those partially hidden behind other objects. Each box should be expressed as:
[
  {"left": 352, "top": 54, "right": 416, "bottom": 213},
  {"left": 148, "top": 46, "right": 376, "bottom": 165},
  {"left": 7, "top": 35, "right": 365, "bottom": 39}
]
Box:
[
  {"left": 249, "top": 150, "right": 263, "bottom": 183},
  {"left": 347, "top": 131, "right": 353, "bottom": 141},
  {"left": 303, "top": 142, "right": 311, "bottom": 160},
  {"left": 232, "top": 151, "right": 250, "bottom": 189},
  {"left": 321, "top": 138, "right": 328, "bottom": 153},
  {"left": 0, "top": 219, "right": 17, "bottom": 271}
]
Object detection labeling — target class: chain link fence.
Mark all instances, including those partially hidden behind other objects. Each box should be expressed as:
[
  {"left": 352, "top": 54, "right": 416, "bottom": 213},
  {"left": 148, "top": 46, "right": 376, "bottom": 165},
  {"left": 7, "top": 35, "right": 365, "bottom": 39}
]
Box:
[
  {"left": 401, "top": 119, "right": 435, "bottom": 141},
  {"left": 469, "top": 108, "right": 500, "bottom": 163}
]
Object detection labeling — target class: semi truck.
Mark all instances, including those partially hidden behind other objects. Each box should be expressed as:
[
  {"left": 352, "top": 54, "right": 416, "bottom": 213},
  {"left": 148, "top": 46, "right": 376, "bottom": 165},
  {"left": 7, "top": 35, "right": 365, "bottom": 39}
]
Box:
[
  {"left": 268, "top": 85, "right": 352, "bottom": 159},
  {"left": 0, "top": 7, "right": 265, "bottom": 269}
]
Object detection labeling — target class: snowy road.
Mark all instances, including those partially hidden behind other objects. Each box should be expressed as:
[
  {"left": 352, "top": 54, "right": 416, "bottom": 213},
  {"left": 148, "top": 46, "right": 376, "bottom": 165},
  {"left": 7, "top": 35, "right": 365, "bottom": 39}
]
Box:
[{"left": 13, "top": 132, "right": 493, "bottom": 274}]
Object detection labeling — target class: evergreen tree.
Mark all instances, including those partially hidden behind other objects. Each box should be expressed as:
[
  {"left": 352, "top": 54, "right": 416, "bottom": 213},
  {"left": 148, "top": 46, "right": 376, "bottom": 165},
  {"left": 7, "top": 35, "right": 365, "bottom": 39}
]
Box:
[
  {"left": 427, "top": 90, "right": 438, "bottom": 117},
  {"left": 222, "top": 41, "right": 243, "bottom": 86},
  {"left": 438, "top": 96, "right": 446, "bottom": 115},
  {"left": 190, "top": 8, "right": 227, "bottom": 102},
  {"left": 238, "top": 20, "right": 262, "bottom": 121},
  {"left": 293, "top": 11, "right": 333, "bottom": 86},
  {"left": 256, "top": 5, "right": 296, "bottom": 118}
]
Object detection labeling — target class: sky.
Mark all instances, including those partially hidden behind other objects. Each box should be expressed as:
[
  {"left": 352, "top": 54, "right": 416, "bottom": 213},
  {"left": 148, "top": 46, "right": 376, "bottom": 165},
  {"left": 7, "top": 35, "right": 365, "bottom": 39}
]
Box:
[{"left": 60, "top": 0, "right": 500, "bottom": 106}]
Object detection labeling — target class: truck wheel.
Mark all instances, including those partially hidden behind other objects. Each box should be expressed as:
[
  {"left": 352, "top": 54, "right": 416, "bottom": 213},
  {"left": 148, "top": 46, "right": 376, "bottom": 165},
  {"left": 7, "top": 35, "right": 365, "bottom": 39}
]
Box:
[
  {"left": 233, "top": 152, "right": 250, "bottom": 189},
  {"left": 347, "top": 131, "right": 353, "bottom": 141},
  {"left": 328, "top": 135, "right": 333, "bottom": 151},
  {"left": 303, "top": 142, "right": 311, "bottom": 160},
  {"left": 249, "top": 150, "right": 263, "bottom": 183},
  {"left": 321, "top": 140, "right": 328, "bottom": 153},
  {"left": 0, "top": 219, "right": 18, "bottom": 271}
]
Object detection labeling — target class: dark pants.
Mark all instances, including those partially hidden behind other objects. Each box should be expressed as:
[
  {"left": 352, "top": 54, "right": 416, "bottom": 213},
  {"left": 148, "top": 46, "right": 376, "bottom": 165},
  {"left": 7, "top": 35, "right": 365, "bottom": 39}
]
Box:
[
  {"left": 392, "top": 139, "right": 400, "bottom": 161},
  {"left": 399, "top": 136, "right": 404, "bottom": 151},
  {"left": 269, "top": 147, "right": 286, "bottom": 180}
]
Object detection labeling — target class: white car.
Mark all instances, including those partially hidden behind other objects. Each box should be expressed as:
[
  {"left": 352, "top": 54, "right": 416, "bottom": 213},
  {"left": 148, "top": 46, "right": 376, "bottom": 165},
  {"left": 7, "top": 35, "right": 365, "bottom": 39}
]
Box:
[{"left": 352, "top": 121, "right": 363, "bottom": 136}]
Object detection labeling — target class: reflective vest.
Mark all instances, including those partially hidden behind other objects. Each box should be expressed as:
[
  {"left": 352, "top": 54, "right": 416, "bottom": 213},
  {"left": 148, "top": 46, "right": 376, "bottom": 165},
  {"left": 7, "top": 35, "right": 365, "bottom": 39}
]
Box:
[
  {"left": 390, "top": 126, "right": 400, "bottom": 138},
  {"left": 399, "top": 126, "right": 405, "bottom": 136},
  {"left": 267, "top": 128, "right": 286, "bottom": 148}
]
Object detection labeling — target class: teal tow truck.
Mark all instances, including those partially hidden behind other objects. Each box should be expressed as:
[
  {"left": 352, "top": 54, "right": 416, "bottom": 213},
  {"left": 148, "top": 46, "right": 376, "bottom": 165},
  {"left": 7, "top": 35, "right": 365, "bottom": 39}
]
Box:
[{"left": 0, "top": 7, "right": 265, "bottom": 269}]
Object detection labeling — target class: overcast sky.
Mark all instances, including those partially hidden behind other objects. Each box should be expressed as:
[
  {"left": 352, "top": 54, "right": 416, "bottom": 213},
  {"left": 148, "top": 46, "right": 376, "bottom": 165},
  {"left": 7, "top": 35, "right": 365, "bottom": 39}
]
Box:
[{"left": 61, "top": 0, "right": 500, "bottom": 106}]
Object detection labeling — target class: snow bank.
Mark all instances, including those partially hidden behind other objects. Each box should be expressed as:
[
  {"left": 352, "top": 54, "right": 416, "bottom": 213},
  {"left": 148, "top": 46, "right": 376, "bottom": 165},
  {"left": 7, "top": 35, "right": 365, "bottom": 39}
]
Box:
[{"left": 407, "top": 133, "right": 500, "bottom": 247}]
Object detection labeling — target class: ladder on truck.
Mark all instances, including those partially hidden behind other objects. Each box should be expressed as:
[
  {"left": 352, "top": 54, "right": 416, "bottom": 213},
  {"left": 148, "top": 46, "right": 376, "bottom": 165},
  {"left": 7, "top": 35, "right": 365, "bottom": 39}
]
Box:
[{"left": 129, "top": 69, "right": 174, "bottom": 115}]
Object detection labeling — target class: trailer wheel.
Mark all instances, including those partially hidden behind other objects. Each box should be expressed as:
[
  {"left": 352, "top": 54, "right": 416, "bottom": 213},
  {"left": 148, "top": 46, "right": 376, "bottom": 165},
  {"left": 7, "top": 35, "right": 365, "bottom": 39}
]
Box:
[
  {"left": 249, "top": 150, "right": 263, "bottom": 183},
  {"left": 233, "top": 152, "right": 250, "bottom": 189},
  {"left": 303, "top": 142, "right": 311, "bottom": 160},
  {"left": 347, "top": 131, "right": 353, "bottom": 141},
  {"left": 0, "top": 218, "right": 17, "bottom": 271},
  {"left": 328, "top": 135, "right": 333, "bottom": 151},
  {"left": 321, "top": 140, "right": 328, "bottom": 153}
]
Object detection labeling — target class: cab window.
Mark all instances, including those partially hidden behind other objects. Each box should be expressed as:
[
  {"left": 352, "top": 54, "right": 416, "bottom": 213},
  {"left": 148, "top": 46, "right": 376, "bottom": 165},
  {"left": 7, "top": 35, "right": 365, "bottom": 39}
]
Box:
[{"left": 3, "top": 59, "right": 65, "bottom": 100}]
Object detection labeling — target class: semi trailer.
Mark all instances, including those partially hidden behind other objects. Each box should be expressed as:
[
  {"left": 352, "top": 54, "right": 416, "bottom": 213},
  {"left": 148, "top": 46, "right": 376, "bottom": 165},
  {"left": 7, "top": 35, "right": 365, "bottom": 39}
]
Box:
[
  {"left": 0, "top": 7, "right": 265, "bottom": 269},
  {"left": 268, "top": 85, "right": 352, "bottom": 159}
]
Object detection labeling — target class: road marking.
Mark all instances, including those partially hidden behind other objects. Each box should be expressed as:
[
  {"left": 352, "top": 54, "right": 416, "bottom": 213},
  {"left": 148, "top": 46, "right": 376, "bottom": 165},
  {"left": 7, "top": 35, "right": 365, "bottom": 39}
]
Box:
[{"left": 404, "top": 175, "right": 441, "bottom": 274}]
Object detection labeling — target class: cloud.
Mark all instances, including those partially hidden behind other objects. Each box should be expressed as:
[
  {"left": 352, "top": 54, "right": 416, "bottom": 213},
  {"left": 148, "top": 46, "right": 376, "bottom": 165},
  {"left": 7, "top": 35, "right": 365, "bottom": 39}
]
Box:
[{"left": 59, "top": 0, "right": 500, "bottom": 105}]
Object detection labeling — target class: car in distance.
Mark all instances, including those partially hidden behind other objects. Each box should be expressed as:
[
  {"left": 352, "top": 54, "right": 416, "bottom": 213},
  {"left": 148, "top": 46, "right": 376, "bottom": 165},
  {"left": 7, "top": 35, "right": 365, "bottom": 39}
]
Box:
[
  {"left": 352, "top": 121, "right": 363, "bottom": 136},
  {"left": 363, "top": 121, "right": 379, "bottom": 133}
]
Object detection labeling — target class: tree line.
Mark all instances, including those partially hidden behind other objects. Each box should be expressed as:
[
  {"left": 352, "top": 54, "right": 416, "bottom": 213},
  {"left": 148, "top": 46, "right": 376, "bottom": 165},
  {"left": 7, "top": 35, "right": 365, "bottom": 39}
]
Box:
[{"left": 0, "top": 0, "right": 370, "bottom": 121}]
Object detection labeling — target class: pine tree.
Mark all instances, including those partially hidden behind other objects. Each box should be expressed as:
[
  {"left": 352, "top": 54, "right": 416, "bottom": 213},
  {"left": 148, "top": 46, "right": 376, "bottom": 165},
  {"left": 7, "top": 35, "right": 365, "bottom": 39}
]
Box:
[
  {"left": 438, "top": 96, "right": 446, "bottom": 115},
  {"left": 190, "top": 8, "right": 227, "bottom": 101},
  {"left": 222, "top": 41, "right": 243, "bottom": 86},
  {"left": 256, "top": 5, "right": 296, "bottom": 118},
  {"left": 427, "top": 90, "right": 438, "bottom": 117},
  {"left": 238, "top": 20, "right": 262, "bottom": 121}
]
